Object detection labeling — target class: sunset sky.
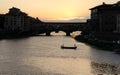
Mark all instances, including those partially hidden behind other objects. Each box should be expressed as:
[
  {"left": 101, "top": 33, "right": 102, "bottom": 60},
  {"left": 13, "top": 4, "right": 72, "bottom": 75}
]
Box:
[{"left": 0, "top": 0, "right": 118, "bottom": 22}]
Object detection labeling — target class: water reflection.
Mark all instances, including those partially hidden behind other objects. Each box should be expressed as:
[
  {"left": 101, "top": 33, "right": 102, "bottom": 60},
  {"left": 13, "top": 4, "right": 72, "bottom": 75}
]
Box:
[
  {"left": 0, "top": 35, "right": 120, "bottom": 75},
  {"left": 25, "top": 57, "right": 92, "bottom": 75},
  {"left": 91, "top": 62, "right": 120, "bottom": 74}
]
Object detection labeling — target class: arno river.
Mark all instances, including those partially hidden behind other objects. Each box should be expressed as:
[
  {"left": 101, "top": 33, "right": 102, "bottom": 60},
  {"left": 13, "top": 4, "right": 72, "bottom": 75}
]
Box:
[{"left": 0, "top": 32, "right": 120, "bottom": 75}]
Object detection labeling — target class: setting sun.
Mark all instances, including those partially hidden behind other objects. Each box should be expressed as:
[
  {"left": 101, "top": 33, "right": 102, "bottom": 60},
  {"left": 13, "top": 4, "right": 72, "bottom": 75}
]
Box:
[{"left": 63, "top": 9, "right": 76, "bottom": 18}]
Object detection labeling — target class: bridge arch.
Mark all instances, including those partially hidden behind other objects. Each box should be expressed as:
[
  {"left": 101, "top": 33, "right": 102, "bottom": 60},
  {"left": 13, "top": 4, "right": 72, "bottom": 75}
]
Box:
[
  {"left": 45, "top": 31, "right": 71, "bottom": 36},
  {"left": 41, "top": 22, "right": 86, "bottom": 36},
  {"left": 45, "top": 30, "right": 82, "bottom": 36},
  {"left": 51, "top": 31, "right": 66, "bottom": 36}
]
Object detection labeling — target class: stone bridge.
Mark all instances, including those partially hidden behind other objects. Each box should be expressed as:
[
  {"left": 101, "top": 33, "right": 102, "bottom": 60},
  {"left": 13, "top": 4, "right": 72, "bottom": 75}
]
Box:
[{"left": 36, "top": 22, "right": 87, "bottom": 36}]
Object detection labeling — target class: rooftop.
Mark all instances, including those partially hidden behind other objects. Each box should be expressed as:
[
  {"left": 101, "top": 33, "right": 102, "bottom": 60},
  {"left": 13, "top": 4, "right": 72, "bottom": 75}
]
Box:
[
  {"left": 6, "top": 7, "right": 27, "bottom": 16},
  {"left": 90, "top": 1, "right": 120, "bottom": 10}
]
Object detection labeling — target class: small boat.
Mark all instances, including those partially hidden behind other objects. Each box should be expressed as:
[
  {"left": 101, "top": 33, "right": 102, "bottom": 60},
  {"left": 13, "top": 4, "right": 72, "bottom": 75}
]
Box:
[{"left": 61, "top": 44, "right": 77, "bottom": 49}]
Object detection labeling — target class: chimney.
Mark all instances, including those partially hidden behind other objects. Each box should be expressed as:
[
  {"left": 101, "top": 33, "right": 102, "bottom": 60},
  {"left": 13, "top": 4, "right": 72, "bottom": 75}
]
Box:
[{"left": 102, "top": 2, "right": 106, "bottom": 5}]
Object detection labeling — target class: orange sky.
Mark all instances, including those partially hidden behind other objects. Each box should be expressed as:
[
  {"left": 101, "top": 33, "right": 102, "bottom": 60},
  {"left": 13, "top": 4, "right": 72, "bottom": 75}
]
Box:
[{"left": 0, "top": 0, "right": 118, "bottom": 22}]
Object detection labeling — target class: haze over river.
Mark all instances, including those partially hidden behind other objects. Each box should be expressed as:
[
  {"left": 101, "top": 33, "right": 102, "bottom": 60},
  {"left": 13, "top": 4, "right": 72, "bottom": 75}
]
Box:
[{"left": 0, "top": 32, "right": 120, "bottom": 75}]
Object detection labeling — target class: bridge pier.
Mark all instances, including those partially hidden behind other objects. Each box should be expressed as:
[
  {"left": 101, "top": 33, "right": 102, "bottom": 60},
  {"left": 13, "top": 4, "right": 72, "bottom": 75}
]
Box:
[
  {"left": 46, "top": 32, "right": 51, "bottom": 36},
  {"left": 66, "top": 32, "right": 70, "bottom": 36}
]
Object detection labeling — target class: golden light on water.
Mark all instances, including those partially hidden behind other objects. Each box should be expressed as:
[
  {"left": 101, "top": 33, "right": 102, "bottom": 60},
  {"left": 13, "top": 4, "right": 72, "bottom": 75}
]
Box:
[{"left": 26, "top": 57, "right": 92, "bottom": 75}]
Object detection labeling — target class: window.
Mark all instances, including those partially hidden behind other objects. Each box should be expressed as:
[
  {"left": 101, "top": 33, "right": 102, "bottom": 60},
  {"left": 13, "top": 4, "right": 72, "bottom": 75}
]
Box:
[{"left": 92, "top": 9, "right": 98, "bottom": 13}]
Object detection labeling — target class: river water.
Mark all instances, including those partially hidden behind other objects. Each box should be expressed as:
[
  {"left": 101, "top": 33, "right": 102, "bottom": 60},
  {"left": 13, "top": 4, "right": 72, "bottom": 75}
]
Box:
[{"left": 0, "top": 32, "right": 120, "bottom": 75}]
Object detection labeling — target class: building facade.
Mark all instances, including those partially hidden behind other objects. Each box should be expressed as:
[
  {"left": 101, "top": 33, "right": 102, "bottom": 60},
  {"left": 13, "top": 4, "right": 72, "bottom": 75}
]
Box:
[
  {"left": 0, "top": 14, "right": 5, "bottom": 29},
  {"left": 90, "top": 1, "right": 120, "bottom": 33},
  {"left": 4, "top": 7, "right": 31, "bottom": 33},
  {"left": 4, "top": 7, "right": 35, "bottom": 33}
]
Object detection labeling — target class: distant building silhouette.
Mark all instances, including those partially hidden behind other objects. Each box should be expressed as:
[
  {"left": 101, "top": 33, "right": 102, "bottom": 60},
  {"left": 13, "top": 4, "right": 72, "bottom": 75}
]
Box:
[
  {"left": 0, "top": 7, "right": 43, "bottom": 35},
  {"left": 4, "top": 7, "right": 32, "bottom": 33}
]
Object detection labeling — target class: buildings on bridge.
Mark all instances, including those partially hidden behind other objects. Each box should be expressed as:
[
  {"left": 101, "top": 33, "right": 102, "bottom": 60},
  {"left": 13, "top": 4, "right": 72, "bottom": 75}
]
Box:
[{"left": 42, "top": 22, "right": 86, "bottom": 36}]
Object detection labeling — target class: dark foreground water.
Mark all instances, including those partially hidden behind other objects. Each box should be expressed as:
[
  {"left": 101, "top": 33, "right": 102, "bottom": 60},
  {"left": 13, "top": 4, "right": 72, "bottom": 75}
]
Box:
[{"left": 0, "top": 34, "right": 120, "bottom": 75}]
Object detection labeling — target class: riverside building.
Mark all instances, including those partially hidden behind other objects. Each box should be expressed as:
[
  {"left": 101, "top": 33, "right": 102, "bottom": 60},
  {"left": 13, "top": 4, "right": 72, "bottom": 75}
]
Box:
[
  {"left": 3, "top": 7, "right": 41, "bottom": 34},
  {"left": 88, "top": 1, "right": 120, "bottom": 40}
]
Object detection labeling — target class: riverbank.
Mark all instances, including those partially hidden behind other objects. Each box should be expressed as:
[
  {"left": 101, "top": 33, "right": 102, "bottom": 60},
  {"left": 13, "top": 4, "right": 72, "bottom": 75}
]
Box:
[
  {"left": 75, "top": 35, "right": 120, "bottom": 51},
  {"left": 0, "top": 32, "right": 38, "bottom": 39}
]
